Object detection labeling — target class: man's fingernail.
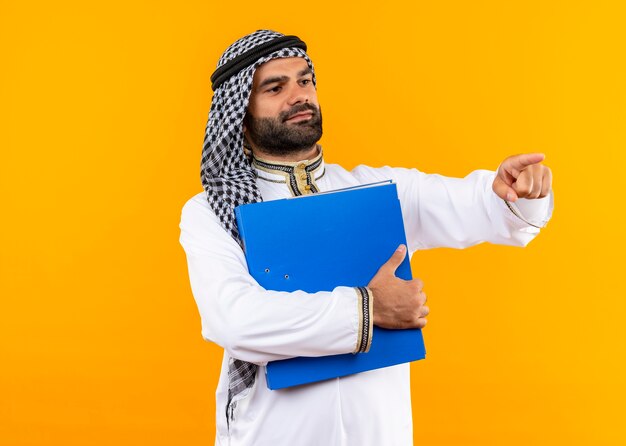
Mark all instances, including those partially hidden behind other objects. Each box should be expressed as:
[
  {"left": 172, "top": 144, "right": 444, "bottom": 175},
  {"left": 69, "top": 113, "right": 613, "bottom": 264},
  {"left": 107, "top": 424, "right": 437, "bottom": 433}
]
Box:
[
  {"left": 507, "top": 192, "right": 515, "bottom": 201},
  {"left": 397, "top": 244, "right": 406, "bottom": 252}
]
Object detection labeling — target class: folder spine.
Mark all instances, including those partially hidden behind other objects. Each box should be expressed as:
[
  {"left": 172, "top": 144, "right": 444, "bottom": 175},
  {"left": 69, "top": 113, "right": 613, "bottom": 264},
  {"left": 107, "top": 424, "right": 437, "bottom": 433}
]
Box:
[{"left": 235, "top": 206, "right": 247, "bottom": 252}]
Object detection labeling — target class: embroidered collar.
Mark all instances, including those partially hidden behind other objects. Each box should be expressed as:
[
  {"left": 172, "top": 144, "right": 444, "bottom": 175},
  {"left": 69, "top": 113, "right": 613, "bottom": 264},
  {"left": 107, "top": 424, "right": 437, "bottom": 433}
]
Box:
[{"left": 252, "top": 146, "right": 326, "bottom": 196}]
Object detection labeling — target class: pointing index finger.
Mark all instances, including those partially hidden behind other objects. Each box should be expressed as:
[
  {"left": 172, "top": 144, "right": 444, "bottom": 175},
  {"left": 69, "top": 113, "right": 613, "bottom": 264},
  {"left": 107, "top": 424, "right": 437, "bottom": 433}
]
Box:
[{"left": 508, "top": 153, "right": 546, "bottom": 170}]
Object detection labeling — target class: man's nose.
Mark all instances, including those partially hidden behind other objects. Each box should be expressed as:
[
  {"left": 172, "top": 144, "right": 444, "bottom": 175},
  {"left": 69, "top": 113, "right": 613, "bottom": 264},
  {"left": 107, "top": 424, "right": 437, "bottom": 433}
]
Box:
[{"left": 286, "top": 83, "right": 309, "bottom": 105}]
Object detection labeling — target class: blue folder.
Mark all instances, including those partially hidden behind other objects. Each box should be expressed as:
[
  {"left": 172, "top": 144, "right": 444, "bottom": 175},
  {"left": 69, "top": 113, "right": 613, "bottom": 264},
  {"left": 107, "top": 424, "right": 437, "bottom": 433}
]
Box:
[{"left": 235, "top": 182, "right": 426, "bottom": 390}]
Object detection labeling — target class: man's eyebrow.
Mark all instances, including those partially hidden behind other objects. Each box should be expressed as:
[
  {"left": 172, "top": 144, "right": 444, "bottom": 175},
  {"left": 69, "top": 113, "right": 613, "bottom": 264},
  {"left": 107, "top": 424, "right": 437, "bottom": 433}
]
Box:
[
  {"left": 257, "top": 75, "right": 289, "bottom": 90},
  {"left": 257, "top": 68, "right": 313, "bottom": 90}
]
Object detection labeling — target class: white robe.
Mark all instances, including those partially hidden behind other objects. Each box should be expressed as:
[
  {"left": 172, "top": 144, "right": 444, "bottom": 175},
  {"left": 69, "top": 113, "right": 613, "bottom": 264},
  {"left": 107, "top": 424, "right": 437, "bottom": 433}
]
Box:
[{"left": 179, "top": 155, "right": 553, "bottom": 446}]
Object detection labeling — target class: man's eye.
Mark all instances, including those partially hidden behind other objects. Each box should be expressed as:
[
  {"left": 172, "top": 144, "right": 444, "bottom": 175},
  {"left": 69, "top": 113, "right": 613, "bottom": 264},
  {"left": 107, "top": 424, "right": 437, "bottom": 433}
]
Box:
[
  {"left": 300, "top": 79, "right": 312, "bottom": 86},
  {"left": 267, "top": 86, "right": 282, "bottom": 93}
]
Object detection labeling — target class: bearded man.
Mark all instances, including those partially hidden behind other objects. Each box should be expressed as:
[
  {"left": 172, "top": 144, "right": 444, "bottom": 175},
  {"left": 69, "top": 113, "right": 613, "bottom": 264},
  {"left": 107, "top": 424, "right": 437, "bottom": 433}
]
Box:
[{"left": 179, "top": 30, "right": 553, "bottom": 446}]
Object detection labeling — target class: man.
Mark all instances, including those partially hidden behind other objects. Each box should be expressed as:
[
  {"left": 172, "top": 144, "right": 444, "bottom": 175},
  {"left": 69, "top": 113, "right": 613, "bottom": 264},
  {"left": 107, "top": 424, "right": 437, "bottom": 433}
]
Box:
[{"left": 179, "top": 30, "right": 553, "bottom": 446}]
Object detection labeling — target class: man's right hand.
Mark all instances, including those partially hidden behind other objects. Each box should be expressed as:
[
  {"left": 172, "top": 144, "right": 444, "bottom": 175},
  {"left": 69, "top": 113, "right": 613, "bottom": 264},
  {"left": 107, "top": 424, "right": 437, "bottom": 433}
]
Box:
[{"left": 368, "top": 245, "right": 429, "bottom": 329}]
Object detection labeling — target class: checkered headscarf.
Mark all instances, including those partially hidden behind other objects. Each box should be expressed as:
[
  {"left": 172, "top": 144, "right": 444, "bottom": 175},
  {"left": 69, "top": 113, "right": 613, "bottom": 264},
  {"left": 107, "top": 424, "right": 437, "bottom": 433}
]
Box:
[{"left": 200, "top": 30, "right": 316, "bottom": 422}]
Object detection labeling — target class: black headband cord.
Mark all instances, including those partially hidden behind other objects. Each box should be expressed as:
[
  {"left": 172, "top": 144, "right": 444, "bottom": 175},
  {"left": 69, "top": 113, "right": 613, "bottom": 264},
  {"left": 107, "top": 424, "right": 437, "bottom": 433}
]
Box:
[{"left": 210, "top": 35, "right": 307, "bottom": 91}]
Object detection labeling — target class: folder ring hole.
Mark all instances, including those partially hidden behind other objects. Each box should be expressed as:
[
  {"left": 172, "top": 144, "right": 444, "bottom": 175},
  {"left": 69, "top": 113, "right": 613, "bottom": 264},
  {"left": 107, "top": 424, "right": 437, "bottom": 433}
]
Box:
[
  {"left": 264, "top": 268, "right": 270, "bottom": 273},
  {"left": 284, "top": 274, "right": 289, "bottom": 279}
]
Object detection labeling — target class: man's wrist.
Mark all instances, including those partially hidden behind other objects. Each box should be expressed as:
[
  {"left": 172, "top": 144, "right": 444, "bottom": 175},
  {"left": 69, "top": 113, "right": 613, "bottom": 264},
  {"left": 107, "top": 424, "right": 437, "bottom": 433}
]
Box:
[{"left": 503, "top": 192, "right": 553, "bottom": 228}]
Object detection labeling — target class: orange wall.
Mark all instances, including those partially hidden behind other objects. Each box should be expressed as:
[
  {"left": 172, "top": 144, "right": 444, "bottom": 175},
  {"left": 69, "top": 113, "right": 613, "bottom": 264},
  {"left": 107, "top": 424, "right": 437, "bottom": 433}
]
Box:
[{"left": 1, "top": 1, "right": 625, "bottom": 445}]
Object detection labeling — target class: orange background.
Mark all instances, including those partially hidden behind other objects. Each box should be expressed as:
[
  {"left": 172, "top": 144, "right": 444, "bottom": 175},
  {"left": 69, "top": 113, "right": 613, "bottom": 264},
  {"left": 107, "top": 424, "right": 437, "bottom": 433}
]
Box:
[{"left": 1, "top": 1, "right": 625, "bottom": 445}]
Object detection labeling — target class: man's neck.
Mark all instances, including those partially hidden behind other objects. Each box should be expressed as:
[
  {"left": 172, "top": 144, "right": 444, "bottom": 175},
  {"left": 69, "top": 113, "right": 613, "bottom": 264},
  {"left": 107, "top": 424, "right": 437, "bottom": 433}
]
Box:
[{"left": 251, "top": 144, "right": 319, "bottom": 163}]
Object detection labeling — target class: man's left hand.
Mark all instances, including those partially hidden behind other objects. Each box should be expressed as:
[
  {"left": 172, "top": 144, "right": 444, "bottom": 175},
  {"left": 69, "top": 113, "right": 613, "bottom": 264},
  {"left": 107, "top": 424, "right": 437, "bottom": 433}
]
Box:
[{"left": 492, "top": 153, "right": 552, "bottom": 202}]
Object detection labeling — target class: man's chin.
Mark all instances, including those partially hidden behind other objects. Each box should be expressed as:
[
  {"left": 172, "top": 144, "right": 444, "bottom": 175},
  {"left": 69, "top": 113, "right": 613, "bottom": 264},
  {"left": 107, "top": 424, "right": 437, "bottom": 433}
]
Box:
[{"left": 255, "top": 144, "right": 319, "bottom": 157}]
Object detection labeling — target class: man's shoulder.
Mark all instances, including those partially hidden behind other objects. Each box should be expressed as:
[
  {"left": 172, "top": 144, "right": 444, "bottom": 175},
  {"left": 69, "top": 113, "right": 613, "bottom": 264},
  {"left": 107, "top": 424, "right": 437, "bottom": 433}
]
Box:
[
  {"left": 182, "top": 191, "right": 208, "bottom": 212},
  {"left": 181, "top": 191, "right": 220, "bottom": 225},
  {"left": 183, "top": 191, "right": 209, "bottom": 209},
  {"left": 326, "top": 163, "right": 412, "bottom": 184},
  {"left": 325, "top": 162, "right": 383, "bottom": 176}
]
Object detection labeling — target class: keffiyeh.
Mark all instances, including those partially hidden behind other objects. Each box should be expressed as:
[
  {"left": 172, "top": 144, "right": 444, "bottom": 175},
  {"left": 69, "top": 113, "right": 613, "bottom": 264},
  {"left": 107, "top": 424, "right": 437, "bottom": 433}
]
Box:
[{"left": 199, "top": 29, "right": 316, "bottom": 422}]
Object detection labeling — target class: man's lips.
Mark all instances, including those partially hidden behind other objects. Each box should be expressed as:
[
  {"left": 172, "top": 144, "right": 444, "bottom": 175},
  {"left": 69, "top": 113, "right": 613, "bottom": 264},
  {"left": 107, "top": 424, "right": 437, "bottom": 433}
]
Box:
[{"left": 285, "top": 112, "right": 313, "bottom": 123}]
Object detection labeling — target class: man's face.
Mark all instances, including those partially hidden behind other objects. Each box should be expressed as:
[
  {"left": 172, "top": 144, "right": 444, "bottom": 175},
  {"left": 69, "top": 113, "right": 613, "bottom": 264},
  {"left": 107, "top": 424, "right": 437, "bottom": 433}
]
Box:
[{"left": 244, "top": 57, "right": 322, "bottom": 157}]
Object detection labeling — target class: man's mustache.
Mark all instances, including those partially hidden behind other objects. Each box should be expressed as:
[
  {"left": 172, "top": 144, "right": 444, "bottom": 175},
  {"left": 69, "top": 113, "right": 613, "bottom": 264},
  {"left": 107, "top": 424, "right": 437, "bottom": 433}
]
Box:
[{"left": 280, "top": 103, "right": 319, "bottom": 122}]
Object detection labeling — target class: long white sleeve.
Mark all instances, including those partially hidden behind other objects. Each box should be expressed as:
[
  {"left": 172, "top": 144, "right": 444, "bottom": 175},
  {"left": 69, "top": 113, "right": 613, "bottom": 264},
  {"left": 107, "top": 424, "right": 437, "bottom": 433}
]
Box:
[
  {"left": 179, "top": 194, "right": 360, "bottom": 365},
  {"left": 350, "top": 166, "right": 553, "bottom": 252}
]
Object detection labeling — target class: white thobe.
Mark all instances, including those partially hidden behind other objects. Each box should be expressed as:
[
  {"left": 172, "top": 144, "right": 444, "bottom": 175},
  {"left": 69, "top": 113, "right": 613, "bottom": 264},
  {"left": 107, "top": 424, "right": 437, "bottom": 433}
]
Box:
[{"left": 179, "top": 152, "right": 553, "bottom": 446}]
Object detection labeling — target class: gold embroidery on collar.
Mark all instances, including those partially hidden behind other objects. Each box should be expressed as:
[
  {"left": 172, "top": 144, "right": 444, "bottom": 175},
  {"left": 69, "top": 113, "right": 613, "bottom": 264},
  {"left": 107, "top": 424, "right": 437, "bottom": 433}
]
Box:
[{"left": 252, "top": 147, "right": 325, "bottom": 196}]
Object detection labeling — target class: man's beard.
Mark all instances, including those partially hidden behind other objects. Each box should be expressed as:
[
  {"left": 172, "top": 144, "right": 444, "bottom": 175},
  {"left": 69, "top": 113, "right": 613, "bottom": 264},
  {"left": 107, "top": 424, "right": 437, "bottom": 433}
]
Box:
[{"left": 244, "top": 103, "right": 323, "bottom": 157}]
